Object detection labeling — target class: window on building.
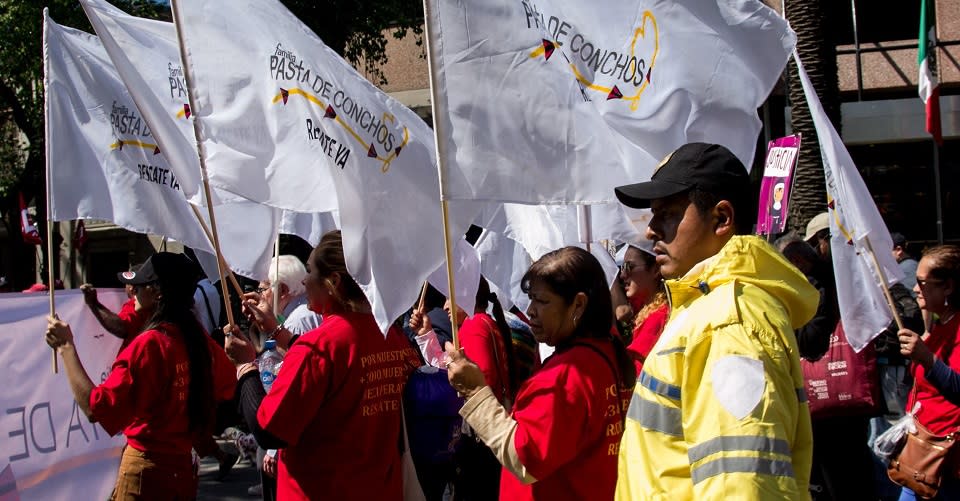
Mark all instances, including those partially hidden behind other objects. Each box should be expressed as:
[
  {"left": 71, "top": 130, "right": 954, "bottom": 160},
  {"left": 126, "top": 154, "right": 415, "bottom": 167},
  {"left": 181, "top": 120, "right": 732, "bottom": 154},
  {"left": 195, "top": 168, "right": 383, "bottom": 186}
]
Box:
[{"left": 833, "top": 0, "right": 922, "bottom": 45}]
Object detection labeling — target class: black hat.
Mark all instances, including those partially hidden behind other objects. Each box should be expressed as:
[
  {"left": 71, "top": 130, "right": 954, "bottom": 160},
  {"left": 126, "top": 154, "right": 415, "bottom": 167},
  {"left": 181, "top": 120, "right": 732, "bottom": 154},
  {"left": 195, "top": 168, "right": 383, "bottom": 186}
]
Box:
[
  {"left": 890, "top": 232, "right": 907, "bottom": 249},
  {"left": 614, "top": 143, "right": 749, "bottom": 209},
  {"left": 118, "top": 252, "right": 197, "bottom": 292}
]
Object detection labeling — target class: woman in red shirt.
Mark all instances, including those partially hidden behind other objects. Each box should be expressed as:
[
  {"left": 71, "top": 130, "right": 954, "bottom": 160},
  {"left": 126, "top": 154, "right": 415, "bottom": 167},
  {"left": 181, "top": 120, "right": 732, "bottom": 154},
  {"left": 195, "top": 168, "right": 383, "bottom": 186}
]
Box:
[
  {"left": 898, "top": 245, "right": 960, "bottom": 500},
  {"left": 45, "top": 252, "right": 236, "bottom": 500},
  {"left": 226, "top": 230, "right": 420, "bottom": 500},
  {"left": 445, "top": 246, "right": 636, "bottom": 500},
  {"left": 618, "top": 243, "right": 668, "bottom": 373},
  {"left": 411, "top": 276, "right": 516, "bottom": 499}
]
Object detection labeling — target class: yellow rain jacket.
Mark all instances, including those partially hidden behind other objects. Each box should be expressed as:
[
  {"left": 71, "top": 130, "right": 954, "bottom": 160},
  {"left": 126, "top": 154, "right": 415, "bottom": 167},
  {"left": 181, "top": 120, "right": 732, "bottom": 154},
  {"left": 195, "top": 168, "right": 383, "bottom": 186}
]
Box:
[{"left": 616, "top": 236, "right": 818, "bottom": 500}]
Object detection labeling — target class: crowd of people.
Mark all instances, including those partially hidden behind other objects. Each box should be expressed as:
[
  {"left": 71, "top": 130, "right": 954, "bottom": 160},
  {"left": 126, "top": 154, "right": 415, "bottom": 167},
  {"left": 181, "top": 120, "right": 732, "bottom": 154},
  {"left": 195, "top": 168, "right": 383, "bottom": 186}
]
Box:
[{"left": 40, "top": 142, "right": 960, "bottom": 500}]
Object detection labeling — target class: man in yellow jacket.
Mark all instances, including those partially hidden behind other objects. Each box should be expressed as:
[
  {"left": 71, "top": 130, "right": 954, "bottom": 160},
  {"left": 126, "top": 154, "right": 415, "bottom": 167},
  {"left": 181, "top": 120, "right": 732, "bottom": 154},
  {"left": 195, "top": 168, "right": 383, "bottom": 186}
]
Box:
[{"left": 614, "top": 143, "right": 818, "bottom": 500}]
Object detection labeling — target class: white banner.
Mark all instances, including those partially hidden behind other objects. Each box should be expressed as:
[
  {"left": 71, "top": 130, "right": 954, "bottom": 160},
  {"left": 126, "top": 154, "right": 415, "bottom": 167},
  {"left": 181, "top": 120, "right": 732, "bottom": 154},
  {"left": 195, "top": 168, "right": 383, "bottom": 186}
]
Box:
[
  {"left": 426, "top": 0, "right": 795, "bottom": 203},
  {"left": 794, "top": 52, "right": 903, "bottom": 351},
  {"left": 174, "top": 0, "right": 480, "bottom": 331},
  {"left": 0, "top": 290, "right": 126, "bottom": 500}
]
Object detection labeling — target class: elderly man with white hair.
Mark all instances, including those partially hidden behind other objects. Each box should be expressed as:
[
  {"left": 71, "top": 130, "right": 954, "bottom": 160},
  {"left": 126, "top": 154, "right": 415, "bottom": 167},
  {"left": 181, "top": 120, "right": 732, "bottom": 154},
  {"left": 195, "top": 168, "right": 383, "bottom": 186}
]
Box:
[{"left": 242, "top": 255, "right": 323, "bottom": 352}]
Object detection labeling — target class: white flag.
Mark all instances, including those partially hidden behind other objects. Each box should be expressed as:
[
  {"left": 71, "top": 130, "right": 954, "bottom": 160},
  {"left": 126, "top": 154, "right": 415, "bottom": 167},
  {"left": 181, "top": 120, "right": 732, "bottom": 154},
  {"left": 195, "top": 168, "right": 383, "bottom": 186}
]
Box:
[
  {"left": 475, "top": 229, "right": 534, "bottom": 313},
  {"left": 794, "top": 52, "right": 903, "bottom": 352},
  {"left": 79, "top": 0, "right": 281, "bottom": 279},
  {"left": 280, "top": 210, "right": 340, "bottom": 247},
  {"left": 174, "top": 0, "right": 479, "bottom": 332},
  {"left": 427, "top": 238, "right": 482, "bottom": 319},
  {"left": 426, "top": 0, "right": 795, "bottom": 203},
  {"left": 45, "top": 14, "right": 212, "bottom": 256}
]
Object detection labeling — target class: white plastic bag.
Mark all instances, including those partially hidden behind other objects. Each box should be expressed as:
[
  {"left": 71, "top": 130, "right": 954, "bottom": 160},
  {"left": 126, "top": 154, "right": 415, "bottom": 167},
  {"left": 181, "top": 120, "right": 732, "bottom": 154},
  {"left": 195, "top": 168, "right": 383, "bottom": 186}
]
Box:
[{"left": 873, "top": 403, "right": 920, "bottom": 462}]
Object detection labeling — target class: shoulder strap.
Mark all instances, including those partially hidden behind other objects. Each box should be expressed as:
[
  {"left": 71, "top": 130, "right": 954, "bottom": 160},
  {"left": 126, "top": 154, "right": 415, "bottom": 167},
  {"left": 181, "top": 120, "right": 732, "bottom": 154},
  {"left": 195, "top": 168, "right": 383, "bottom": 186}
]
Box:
[{"left": 478, "top": 314, "right": 512, "bottom": 407}]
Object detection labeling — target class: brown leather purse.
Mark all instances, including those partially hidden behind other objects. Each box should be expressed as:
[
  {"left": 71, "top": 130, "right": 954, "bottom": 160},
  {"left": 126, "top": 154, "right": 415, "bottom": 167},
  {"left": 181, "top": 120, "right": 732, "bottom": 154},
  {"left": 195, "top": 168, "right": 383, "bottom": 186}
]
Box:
[{"left": 887, "top": 417, "right": 956, "bottom": 499}]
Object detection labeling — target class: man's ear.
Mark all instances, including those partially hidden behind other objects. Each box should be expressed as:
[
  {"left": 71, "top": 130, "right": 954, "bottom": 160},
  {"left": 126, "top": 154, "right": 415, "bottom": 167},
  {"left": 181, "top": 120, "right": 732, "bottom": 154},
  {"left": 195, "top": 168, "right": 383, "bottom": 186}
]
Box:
[
  {"left": 278, "top": 282, "right": 289, "bottom": 298},
  {"left": 713, "top": 200, "right": 736, "bottom": 236}
]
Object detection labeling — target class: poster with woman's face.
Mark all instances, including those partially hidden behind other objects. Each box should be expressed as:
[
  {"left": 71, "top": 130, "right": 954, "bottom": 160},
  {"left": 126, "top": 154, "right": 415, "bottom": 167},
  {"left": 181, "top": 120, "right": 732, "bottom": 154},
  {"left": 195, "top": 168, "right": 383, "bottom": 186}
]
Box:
[{"left": 755, "top": 135, "right": 801, "bottom": 235}]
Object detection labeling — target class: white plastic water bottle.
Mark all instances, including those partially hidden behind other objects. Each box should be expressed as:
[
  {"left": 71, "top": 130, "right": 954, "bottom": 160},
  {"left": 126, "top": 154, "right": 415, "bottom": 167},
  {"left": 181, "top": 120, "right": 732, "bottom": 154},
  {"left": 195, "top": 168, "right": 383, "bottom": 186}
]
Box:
[{"left": 258, "top": 339, "right": 283, "bottom": 392}]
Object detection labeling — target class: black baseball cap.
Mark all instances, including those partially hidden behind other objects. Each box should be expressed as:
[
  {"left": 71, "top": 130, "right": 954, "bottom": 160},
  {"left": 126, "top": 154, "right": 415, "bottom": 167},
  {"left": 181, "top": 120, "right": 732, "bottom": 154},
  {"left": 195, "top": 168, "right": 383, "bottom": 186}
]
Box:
[
  {"left": 615, "top": 143, "right": 750, "bottom": 209},
  {"left": 117, "top": 252, "right": 198, "bottom": 291}
]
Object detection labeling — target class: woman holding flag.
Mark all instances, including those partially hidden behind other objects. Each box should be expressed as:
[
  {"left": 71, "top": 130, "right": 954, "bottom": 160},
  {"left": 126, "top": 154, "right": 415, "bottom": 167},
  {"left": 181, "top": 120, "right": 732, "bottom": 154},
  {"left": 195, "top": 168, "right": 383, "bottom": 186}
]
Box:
[
  {"left": 226, "top": 230, "right": 420, "bottom": 500},
  {"left": 45, "top": 252, "right": 236, "bottom": 500},
  {"left": 444, "top": 246, "right": 635, "bottom": 500},
  {"left": 897, "top": 245, "right": 960, "bottom": 500}
]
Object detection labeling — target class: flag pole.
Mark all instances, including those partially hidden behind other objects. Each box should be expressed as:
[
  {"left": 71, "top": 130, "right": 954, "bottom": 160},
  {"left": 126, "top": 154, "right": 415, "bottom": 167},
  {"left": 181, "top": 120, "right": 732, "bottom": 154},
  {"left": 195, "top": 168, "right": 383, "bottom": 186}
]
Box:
[
  {"left": 863, "top": 235, "right": 905, "bottom": 331},
  {"left": 273, "top": 236, "right": 281, "bottom": 316},
  {"left": 42, "top": 9, "right": 58, "bottom": 373},
  {"left": 577, "top": 205, "right": 593, "bottom": 252},
  {"left": 170, "top": 0, "right": 235, "bottom": 327},
  {"left": 933, "top": 141, "right": 943, "bottom": 244},
  {"left": 423, "top": 0, "right": 460, "bottom": 349}
]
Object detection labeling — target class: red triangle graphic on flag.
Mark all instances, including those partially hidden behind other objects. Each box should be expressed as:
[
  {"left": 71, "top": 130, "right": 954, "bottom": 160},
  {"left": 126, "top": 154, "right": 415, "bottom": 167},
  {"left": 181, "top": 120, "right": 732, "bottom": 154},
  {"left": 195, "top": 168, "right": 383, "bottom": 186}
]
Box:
[
  {"left": 117, "top": 141, "right": 123, "bottom": 151},
  {"left": 0, "top": 463, "right": 20, "bottom": 501},
  {"left": 847, "top": 239, "right": 854, "bottom": 246},
  {"left": 325, "top": 105, "right": 337, "bottom": 119},
  {"left": 646, "top": 67, "right": 652, "bottom": 83},
  {"left": 153, "top": 146, "right": 161, "bottom": 155},
  {"left": 827, "top": 200, "right": 836, "bottom": 210},
  {"left": 280, "top": 88, "right": 289, "bottom": 105},
  {"left": 542, "top": 40, "right": 555, "bottom": 61},
  {"left": 607, "top": 86, "right": 623, "bottom": 100},
  {"left": 394, "top": 146, "right": 402, "bottom": 157},
  {"left": 367, "top": 145, "right": 378, "bottom": 158},
  {"left": 183, "top": 103, "right": 191, "bottom": 119}
]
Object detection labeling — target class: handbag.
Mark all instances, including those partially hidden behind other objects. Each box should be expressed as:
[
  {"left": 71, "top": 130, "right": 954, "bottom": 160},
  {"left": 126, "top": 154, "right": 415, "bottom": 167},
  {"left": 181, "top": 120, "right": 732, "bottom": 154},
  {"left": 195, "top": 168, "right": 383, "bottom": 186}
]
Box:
[
  {"left": 887, "top": 416, "right": 956, "bottom": 498},
  {"left": 802, "top": 322, "right": 882, "bottom": 418}
]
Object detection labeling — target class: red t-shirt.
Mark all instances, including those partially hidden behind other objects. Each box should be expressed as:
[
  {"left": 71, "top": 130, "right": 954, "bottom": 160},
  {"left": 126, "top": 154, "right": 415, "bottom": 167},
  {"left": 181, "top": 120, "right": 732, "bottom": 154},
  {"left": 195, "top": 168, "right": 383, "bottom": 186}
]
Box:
[
  {"left": 499, "top": 338, "right": 626, "bottom": 500},
  {"left": 626, "top": 304, "right": 669, "bottom": 374},
  {"left": 909, "top": 314, "right": 960, "bottom": 435},
  {"left": 461, "top": 312, "right": 511, "bottom": 403},
  {"left": 90, "top": 322, "right": 236, "bottom": 454},
  {"left": 116, "top": 298, "right": 147, "bottom": 353},
  {"left": 257, "top": 311, "right": 420, "bottom": 500}
]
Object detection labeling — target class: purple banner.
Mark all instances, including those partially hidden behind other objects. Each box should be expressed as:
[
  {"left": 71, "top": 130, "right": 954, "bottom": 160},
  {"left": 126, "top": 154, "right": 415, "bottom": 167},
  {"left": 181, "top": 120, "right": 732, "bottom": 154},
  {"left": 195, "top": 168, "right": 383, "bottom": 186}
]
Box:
[{"left": 755, "top": 134, "right": 801, "bottom": 235}]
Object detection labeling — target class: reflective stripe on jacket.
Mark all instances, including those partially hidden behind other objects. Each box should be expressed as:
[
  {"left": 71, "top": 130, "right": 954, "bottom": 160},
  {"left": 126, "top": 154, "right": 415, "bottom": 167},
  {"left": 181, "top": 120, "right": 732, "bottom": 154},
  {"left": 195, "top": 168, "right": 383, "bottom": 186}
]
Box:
[{"left": 616, "top": 236, "right": 818, "bottom": 500}]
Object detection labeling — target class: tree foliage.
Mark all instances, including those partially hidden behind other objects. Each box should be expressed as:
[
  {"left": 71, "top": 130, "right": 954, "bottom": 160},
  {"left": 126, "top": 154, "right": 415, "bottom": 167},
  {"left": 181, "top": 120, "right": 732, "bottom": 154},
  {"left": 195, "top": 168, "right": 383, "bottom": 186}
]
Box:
[{"left": 0, "top": 0, "right": 422, "bottom": 287}]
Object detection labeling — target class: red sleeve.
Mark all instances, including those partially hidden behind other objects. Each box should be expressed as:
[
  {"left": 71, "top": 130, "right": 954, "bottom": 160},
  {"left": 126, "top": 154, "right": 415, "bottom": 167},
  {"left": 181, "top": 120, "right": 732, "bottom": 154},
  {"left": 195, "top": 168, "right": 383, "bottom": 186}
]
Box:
[
  {"left": 89, "top": 332, "right": 161, "bottom": 435},
  {"left": 460, "top": 316, "right": 499, "bottom": 389},
  {"left": 117, "top": 298, "right": 146, "bottom": 336},
  {"left": 207, "top": 337, "right": 237, "bottom": 401},
  {"left": 511, "top": 359, "right": 593, "bottom": 479},
  {"left": 256, "top": 341, "right": 331, "bottom": 445},
  {"left": 627, "top": 305, "right": 669, "bottom": 370}
]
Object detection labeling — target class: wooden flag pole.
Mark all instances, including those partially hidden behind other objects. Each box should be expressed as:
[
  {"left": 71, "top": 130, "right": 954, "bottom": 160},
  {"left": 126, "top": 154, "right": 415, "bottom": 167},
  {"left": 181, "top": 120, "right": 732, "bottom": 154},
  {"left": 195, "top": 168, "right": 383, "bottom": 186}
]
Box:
[
  {"left": 417, "top": 281, "right": 429, "bottom": 312},
  {"left": 171, "top": 0, "right": 235, "bottom": 327},
  {"left": 42, "top": 13, "right": 58, "bottom": 373},
  {"left": 423, "top": 0, "right": 460, "bottom": 349},
  {"left": 864, "top": 235, "right": 905, "bottom": 331}
]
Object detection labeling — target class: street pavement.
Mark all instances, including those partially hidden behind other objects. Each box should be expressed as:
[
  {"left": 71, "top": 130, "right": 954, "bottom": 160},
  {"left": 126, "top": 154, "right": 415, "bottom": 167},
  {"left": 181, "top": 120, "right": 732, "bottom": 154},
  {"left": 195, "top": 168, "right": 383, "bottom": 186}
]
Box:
[{"left": 196, "top": 441, "right": 261, "bottom": 500}]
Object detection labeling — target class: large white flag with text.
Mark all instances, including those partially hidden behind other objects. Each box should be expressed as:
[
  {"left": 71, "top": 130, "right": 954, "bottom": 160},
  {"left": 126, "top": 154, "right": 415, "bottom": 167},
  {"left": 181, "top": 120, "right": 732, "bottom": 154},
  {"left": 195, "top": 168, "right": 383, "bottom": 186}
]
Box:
[
  {"left": 174, "top": 0, "right": 479, "bottom": 331},
  {"left": 77, "top": 0, "right": 281, "bottom": 279},
  {"left": 45, "top": 12, "right": 275, "bottom": 279},
  {"left": 0, "top": 290, "right": 127, "bottom": 500},
  {"left": 427, "top": 0, "right": 795, "bottom": 203},
  {"left": 794, "top": 53, "right": 903, "bottom": 351}
]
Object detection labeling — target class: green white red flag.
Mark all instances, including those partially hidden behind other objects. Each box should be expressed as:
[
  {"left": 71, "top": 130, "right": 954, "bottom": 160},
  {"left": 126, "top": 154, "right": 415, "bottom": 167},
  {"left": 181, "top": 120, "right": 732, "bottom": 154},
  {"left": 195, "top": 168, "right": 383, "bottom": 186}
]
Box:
[{"left": 918, "top": 0, "right": 942, "bottom": 145}]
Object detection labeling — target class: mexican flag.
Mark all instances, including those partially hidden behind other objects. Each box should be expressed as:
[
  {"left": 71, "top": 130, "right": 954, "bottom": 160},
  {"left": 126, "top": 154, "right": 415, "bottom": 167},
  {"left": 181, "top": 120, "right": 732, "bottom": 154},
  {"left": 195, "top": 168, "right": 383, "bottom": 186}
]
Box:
[{"left": 918, "top": 0, "right": 942, "bottom": 145}]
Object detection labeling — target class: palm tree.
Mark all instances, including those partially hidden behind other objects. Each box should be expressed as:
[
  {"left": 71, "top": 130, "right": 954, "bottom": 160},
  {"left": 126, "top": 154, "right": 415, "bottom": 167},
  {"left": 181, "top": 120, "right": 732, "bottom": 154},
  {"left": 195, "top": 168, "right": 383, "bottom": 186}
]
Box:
[{"left": 784, "top": 0, "right": 842, "bottom": 233}]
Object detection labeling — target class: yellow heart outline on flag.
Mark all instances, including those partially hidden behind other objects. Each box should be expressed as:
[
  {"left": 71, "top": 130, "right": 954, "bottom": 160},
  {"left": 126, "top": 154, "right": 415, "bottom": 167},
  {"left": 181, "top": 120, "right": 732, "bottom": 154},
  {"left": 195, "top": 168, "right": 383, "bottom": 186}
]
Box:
[{"left": 530, "top": 10, "right": 659, "bottom": 112}]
